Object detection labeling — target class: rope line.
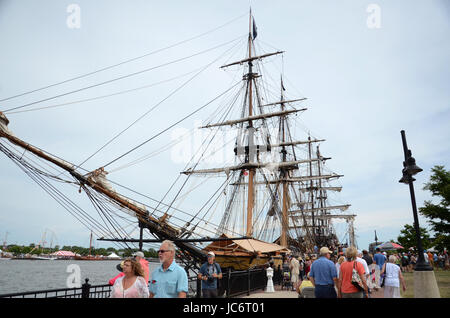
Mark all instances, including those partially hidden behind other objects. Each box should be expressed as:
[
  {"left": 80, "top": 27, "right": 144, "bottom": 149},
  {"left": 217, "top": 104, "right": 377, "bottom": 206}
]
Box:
[{"left": 0, "top": 12, "right": 247, "bottom": 103}]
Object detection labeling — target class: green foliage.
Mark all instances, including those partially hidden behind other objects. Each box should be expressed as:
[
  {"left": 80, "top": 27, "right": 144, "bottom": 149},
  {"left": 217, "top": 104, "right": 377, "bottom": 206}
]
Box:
[
  {"left": 147, "top": 248, "right": 158, "bottom": 258},
  {"left": 397, "top": 224, "right": 432, "bottom": 251},
  {"left": 419, "top": 165, "right": 450, "bottom": 252},
  {"left": 6, "top": 242, "right": 159, "bottom": 258}
]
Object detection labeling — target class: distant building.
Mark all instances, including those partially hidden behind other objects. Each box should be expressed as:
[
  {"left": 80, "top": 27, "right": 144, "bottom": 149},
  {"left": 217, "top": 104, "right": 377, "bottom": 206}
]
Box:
[{"left": 369, "top": 242, "right": 382, "bottom": 255}]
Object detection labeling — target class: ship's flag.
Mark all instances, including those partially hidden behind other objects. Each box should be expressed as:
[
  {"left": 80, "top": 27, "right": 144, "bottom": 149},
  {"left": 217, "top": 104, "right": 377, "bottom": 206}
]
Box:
[
  {"left": 281, "top": 77, "right": 286, "bottom": 91},
  {"left": 252, "top": 18, "right": 258, "bottom": 40},
  {"left": 244, "top": 170, "right": 249, "bottom": 176}
]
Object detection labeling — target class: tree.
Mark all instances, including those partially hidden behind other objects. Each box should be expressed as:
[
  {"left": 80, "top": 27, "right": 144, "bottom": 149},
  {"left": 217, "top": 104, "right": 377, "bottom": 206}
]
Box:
[
  {"left": 397, "top": 224, "right": 432, "bottom": 251},
  {"left": 147, "top": 248, "right": 158, "bottom": 258},
  {"left": 419, "top": 165, "right": 450, "bottom": 252}
]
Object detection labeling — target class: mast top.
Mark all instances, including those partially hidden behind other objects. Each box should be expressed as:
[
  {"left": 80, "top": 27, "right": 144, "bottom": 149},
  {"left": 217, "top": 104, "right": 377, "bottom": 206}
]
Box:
[{"left": 220, "top": 51, "right": 284, "bottom": 69}]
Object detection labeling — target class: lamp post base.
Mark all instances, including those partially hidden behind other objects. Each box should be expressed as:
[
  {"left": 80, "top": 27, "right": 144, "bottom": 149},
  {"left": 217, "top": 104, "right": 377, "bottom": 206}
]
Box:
[{"left": 414, "top": 271, "right": 440, "bottom": 298}]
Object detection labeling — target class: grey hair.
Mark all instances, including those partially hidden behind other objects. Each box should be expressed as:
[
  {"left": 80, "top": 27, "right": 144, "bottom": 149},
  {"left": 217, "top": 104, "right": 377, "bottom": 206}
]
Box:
[
  {"left": 161, "top": 240, "right": 176, "bottom": 252},
  {"left": 389, "top": 255, "right": 396, "bottom": 263}
]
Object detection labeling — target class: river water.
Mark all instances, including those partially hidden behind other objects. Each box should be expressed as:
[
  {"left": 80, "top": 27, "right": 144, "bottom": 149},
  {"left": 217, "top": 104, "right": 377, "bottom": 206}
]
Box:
[{"left": 0, "top": 259, "right": 162, "bottom": 295}]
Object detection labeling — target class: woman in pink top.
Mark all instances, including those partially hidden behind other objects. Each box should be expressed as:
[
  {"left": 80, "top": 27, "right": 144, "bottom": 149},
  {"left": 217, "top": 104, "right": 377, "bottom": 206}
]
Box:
[
  {"left": 338, "top": 246, "right": 368, "bottom": 298},
  {"left": 110, "top": 258, "right": 149, "bottom": 298}
]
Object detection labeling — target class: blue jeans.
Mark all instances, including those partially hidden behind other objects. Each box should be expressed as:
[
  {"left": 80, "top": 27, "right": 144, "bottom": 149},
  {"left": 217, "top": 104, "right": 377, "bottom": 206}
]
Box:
[{"left": 314, "top": 284, "right": 337, "bottom": 298}]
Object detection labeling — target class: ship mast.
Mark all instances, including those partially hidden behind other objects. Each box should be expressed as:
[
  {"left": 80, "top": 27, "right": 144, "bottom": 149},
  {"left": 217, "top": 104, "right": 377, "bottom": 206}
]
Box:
[
  {"left": 246, "top": 10, "right": 255, "bottom": 237},
  {"left": 88, "top": 231, "right": 93, "bottom": 257},
  {"left": 280, "top": 78, "right": 288, "bottom": 247}
]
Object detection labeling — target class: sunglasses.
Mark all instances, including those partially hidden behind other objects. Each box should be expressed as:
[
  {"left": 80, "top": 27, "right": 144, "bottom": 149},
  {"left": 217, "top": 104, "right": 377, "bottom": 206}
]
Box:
[{"left": 157, "top": 250, "right": 171, "bottom": 254}]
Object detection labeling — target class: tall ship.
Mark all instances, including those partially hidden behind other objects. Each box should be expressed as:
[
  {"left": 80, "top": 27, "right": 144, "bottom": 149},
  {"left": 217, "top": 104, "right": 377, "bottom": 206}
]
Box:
[{"left": 0, "top": 12, "right": 355, "bottom": 272}]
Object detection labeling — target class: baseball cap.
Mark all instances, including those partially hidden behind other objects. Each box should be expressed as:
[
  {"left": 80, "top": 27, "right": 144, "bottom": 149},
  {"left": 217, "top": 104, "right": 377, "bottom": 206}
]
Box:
[
  {"left": 116, "top": 260, "right": 125, "bottom": 272},
  {"left": 207, "top": 251, "right": 215, "bottom": 257},
  {"left": 320, "top": 247, "right": 332, "bottom": 254},
  {"left": 133, "top": 251, "right": 144, "bottom": 258}
]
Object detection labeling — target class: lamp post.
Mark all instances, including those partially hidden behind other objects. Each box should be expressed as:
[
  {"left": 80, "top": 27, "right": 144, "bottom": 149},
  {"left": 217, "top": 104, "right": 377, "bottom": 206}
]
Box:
[
  {"left": 399, "top": 130, "right": 439, "bottom": 297},
  {"left": 399, "top": 131, "right": 430, "bottom": 270}
]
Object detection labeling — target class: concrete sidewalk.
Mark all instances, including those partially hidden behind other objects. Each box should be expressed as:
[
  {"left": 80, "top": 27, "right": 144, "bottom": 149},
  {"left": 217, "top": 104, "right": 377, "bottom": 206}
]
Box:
[
  {"left": 240, "top": 284, "right": 299, "bottom": 298},
  {"left": 240, "top": 284, "right": 386, "bottom": 298}
]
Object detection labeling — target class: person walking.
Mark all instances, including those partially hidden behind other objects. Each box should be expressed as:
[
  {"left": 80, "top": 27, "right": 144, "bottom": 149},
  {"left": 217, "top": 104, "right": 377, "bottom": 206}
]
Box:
[
  {"left": 337, "top": 246, "right": 368, "bottom": 298},
  {"left": 428, "top": 251, "right": 434, "bottom": 268},
  {"left": 308, "top": 247, "right": 338, "bottom": 298},
  {"left": 110, "top": 258, "right": 149, "bottom": 298},
  {"left": 381, "top": 255, "right": 406, "bottom": 298},
  {"left": 401, "top": 253, "right": 409, "bottom": 272},
  {"left": 109, "top": 260, "right": 125, "bottom": 286},
  {"left": 133, "top": 251, "right": 149, "bottom": 285},
  {"left": 444, "top": 251, "right": 449, "bottom": 270},
  {"left": 373, "top": 248, "right": 386, "bottom": 288},
  {"left": 290, "top": 255, "right": 300, "bottom": 291},
  {"left": 298, "top": 257, "right": 305, "bottom": 281},
  {"left": 335, "top": 256, "right": 345, "bottom": 279},
  {"left": 149, "top": 240, "right": 188, "bottom": 298},
  {"left": 357, "top": 250, "right": 370, "bottom": 296},
  {"left": 410, "top": 254, "right": 417, "bottom": 271},
  {"left": 198, "top": 251, "right": 222, "bottom": 298},
  {"left": 304, "top": 256, "right": 312, "bottom": 277},
  {"left": 362, "top": 250, "right": 373, "bottom": 267}
]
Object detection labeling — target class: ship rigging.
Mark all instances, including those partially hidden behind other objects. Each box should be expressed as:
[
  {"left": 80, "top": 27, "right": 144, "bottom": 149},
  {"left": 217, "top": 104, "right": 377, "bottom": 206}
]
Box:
[{"left": 0, "top": 11, "right": 356, "bottom": 271}]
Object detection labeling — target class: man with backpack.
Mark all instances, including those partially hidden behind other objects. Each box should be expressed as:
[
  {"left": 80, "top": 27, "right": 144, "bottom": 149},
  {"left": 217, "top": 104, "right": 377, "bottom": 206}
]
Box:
[{"left": 198, "top": 251, "right": 222, "bottom": 298}]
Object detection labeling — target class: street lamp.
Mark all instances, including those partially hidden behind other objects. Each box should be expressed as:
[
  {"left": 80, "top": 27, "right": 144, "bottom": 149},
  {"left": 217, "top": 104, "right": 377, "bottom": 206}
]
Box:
[
  {"left": 399, "top": 130, "right": 430, "bottom": 270},
  {"left": 399, "top": 130, "right": 440, "bottom": 297}
]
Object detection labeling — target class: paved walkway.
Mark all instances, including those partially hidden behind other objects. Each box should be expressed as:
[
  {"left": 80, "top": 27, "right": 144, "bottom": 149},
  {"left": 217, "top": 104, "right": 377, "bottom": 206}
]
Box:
[
  {"left": 241, "top": 284, "right": 299, "bottom": 298},
  {"left": 241, "top": 284, "right": 386, "bottom": 298}
]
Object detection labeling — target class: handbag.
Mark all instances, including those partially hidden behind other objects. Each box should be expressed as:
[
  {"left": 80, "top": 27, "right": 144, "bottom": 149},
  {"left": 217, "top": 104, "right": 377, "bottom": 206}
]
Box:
[
  {"left": 380, "top": 264, "right": 387, "bottom": 287},
  {"left": 351, "top": 261, "right": 365, "bottom": 291}
]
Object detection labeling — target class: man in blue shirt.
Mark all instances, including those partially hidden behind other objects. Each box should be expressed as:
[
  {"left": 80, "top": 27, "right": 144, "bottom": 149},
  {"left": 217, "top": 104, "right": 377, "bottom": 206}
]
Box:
[
  {"left": 373, "top": 248, "right": 386, "bottom": 270},
  {"left": 308, "top": 247, "right": 338, "bottom": 298},
  {"left": 149, "top": 240, "right": 188, "bottom": 298},
  {"left": 198, "top": 251, "right": 222, "bottom": 298},
  {"left": 373, "top": 248, "right": 386, "bottom": 288}
]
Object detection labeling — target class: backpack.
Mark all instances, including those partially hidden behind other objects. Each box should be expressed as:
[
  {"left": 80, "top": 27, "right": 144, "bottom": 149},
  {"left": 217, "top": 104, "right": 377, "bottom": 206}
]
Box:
[{"left": 363, "top": 254, "right": 373, "bottom": 266}]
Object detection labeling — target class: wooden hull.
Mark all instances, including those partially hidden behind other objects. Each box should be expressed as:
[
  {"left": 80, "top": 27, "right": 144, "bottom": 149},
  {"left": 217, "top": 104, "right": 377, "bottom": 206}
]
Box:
[{"left": 214, "top": 254, "right": 283, "bottom": 271}]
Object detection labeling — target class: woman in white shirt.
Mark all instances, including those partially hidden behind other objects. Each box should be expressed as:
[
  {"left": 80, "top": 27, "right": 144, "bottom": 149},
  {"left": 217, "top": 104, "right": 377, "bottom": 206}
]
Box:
[
  {"left": 110, "top": 257, "right": 149, "bottom": 298},
  {"left": 335, "top": 256, "right": 345, "bottom": 278},
  {"left": 381, "top": 255, "right": 406, "bottom": 298}
]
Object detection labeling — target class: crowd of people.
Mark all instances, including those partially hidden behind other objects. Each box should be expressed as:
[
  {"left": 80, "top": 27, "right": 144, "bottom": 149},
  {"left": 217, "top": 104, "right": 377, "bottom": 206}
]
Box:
[
  {"left": 273, "top": 246, "right": 449, "bottom": 298},
  {"left": 108, "top": 240, "right": 219, "bottom": 298},
  {"left": 106, "top": 240, "right": 449, "bottom": 298}
]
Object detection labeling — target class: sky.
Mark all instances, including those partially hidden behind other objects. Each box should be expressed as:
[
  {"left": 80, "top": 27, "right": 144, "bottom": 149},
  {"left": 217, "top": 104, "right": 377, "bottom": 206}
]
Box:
[{"left": 0, "top": 0, "right": 449, "bottom": 252}]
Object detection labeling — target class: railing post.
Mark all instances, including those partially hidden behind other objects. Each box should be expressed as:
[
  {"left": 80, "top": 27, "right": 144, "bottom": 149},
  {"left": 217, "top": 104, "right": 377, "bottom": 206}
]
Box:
[
  {"left": 247, "top": 269, "right": 251, "bottom": 296},
  {"left": 227, "top": 268, "right": 231, "bottom": 298},
  {"left": 196, "top": 278, "right": 202, "bottom": 298},
  {"left": 81, "top": 278, "right": 91, "bottom": 298}
]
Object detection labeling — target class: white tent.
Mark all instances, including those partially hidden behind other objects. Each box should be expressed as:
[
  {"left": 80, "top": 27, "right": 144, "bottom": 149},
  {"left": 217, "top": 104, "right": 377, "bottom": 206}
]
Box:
[{"left": 106, "top": 252, "right": 121, "bottom": 259}]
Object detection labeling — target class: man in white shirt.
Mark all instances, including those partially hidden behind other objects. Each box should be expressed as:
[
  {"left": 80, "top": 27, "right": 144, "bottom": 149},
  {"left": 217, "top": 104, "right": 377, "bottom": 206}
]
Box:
[
  {"left": 290, "top": 256, "right": 300, "bottom": 291},
  {"left": 357, "top": 250, "right": 370, "bottom": 296}
]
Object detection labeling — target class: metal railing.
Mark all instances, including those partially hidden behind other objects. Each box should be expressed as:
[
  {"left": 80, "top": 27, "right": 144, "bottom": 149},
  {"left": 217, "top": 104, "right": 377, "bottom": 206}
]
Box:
[
  {"left": 0, "top": 268, "right": 268, "bottom": 298},
  {"left": 0, "top": 279, "right": 111, "bottom": 298},
  {"left": 196, "top": 267, "right": 267, "bottom": 298}
]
